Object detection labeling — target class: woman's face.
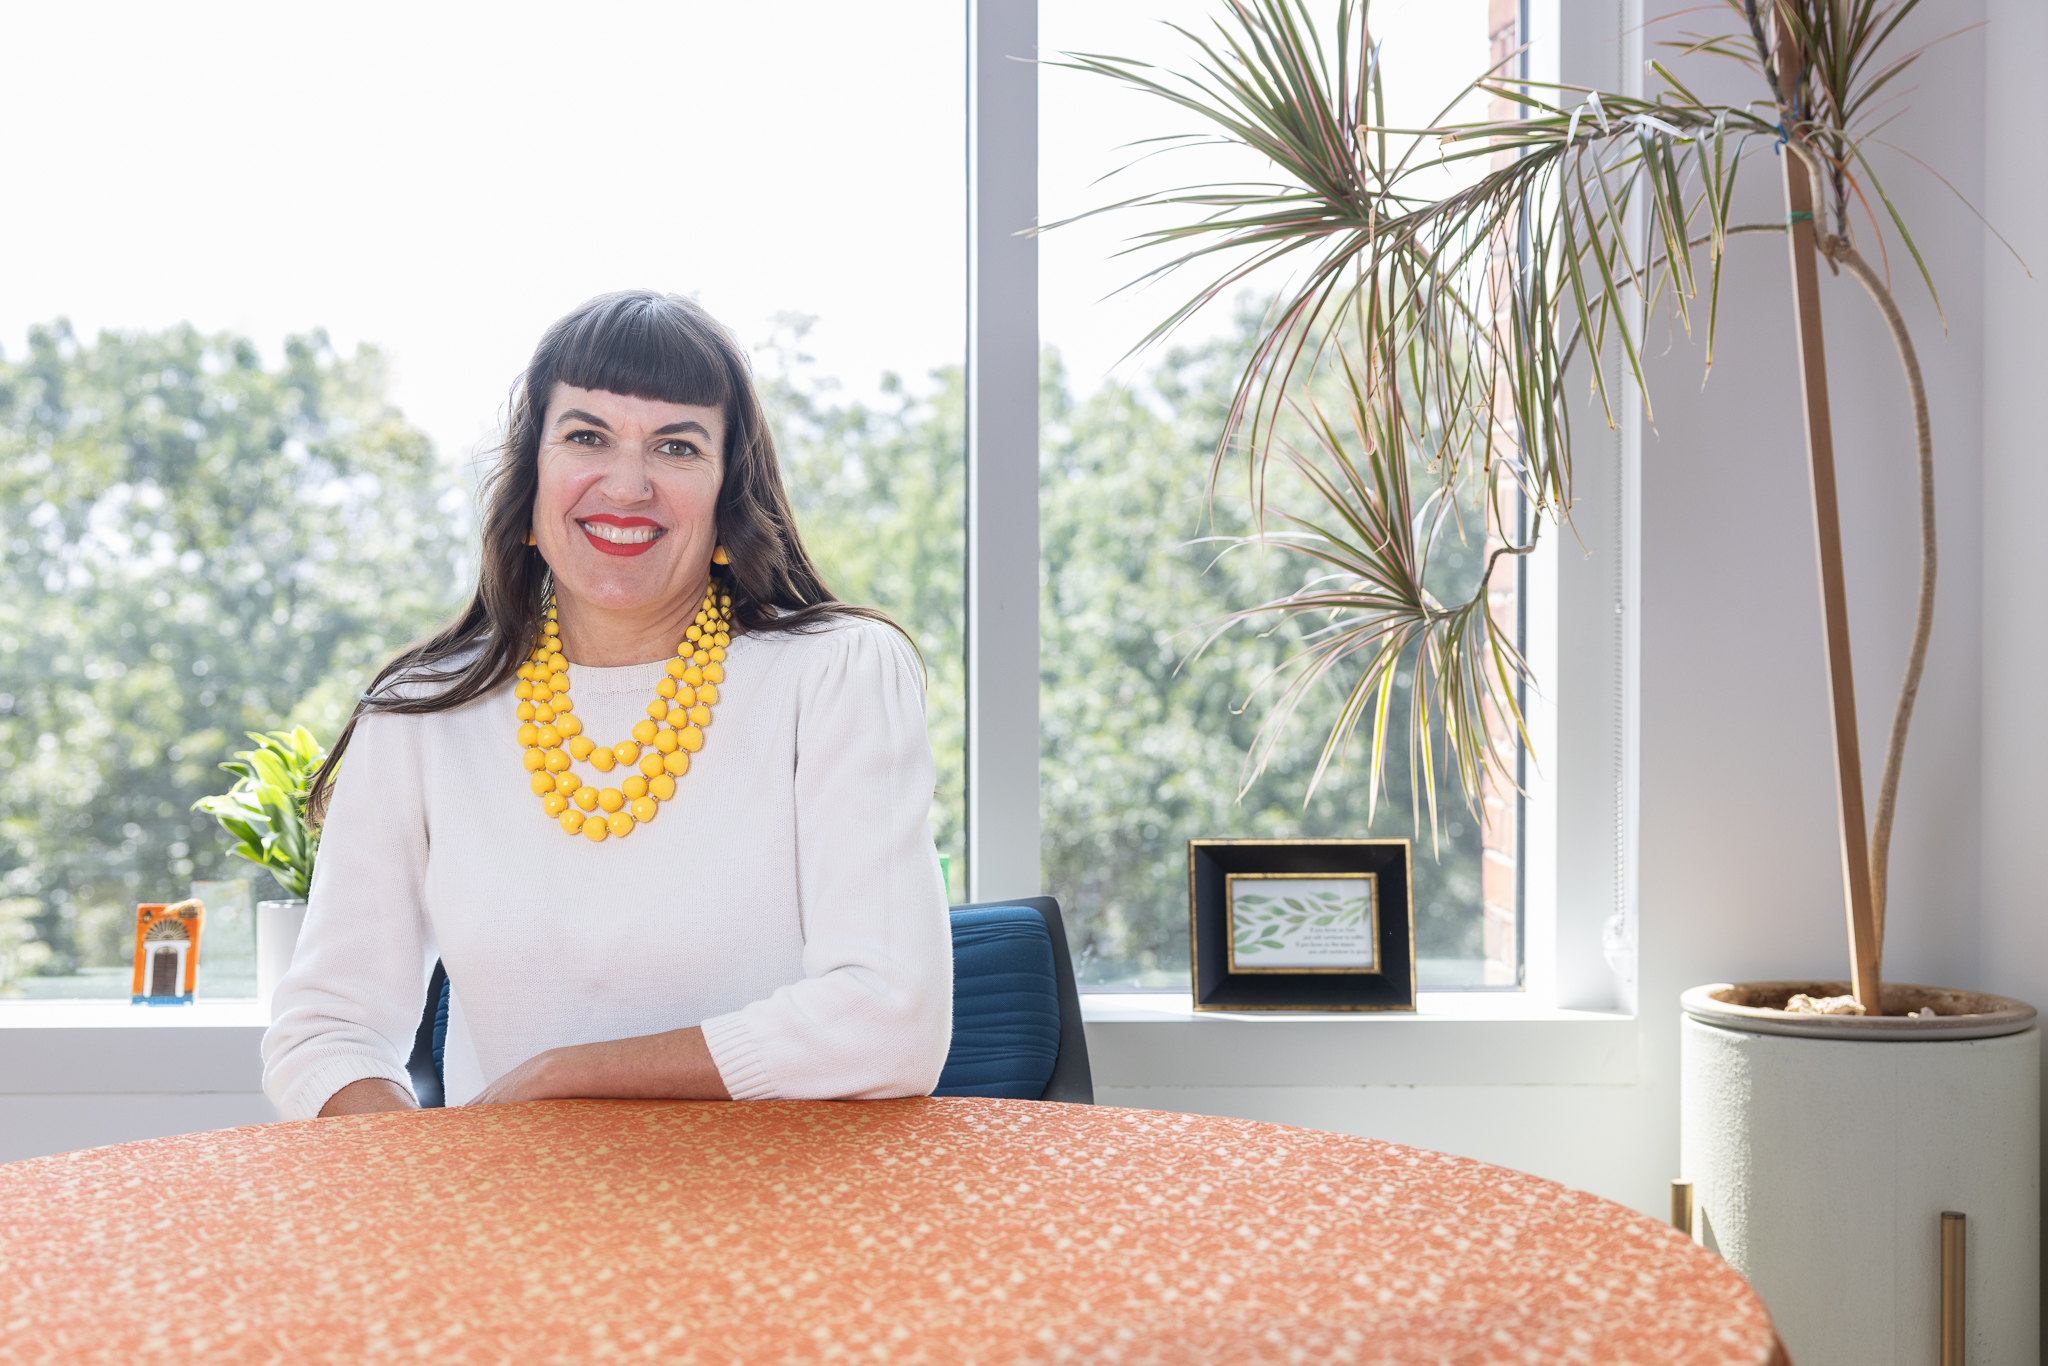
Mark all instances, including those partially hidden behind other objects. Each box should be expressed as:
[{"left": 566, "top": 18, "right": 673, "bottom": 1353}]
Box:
[{"left": 531, "top": 383, "right": 726, "bottom": 644}]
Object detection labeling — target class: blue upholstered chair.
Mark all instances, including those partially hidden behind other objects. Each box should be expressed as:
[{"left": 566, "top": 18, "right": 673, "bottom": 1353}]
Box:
[
  {"left": 407, "top": 895, "right": 1093, "bottom": 1107},
  {"left": 404, "top": 960, "right": 449, "bottom": 1108},
  {"left": 932, "top": 896, "right": 1093, "bottom": 1104}
]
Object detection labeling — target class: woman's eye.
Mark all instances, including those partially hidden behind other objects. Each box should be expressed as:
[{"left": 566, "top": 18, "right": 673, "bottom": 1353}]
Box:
[
  {"left": 567, "top": 430, "right": 601, "bottom": 446},
  {"left": 658, "top": 440, "right": 697, "bottom": 459}
]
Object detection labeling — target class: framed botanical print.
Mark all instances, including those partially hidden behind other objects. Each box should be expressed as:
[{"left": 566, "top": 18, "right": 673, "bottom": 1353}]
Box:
[
  {"left": 1226, "top": 872, "right": 1379, "bottom": 972},
  {"left": 1188, "top": 840, "right": 1415, "bottom": 1011}
]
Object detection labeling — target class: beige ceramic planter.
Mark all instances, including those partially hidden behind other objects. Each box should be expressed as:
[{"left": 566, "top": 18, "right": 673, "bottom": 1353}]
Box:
[{"left": 1680, "top": 980, "right": 2038, "bottom": 1365}]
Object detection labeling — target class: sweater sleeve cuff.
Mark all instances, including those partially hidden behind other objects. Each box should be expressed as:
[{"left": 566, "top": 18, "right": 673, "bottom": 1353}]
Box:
[
  {"left": 272, "top": 1054, "right": 416, "bottom": 1122},
  {"left": 701, "top": 1011, "right": 776, "bottom": 1101}
]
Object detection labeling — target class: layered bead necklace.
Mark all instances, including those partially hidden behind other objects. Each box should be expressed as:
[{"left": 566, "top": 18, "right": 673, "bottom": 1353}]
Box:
[{"left": 515, "top": 580, "right": 734, "bottom": 842}]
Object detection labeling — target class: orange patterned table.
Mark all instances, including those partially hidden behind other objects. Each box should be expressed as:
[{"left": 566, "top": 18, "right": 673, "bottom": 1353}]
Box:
[{"left": 1, "top": 1098, "right": 1781, "bottom": 1364}]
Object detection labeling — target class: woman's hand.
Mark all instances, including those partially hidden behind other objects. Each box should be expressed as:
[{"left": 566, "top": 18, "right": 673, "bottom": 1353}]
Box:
[
  {"left": 467, "top": 1025, "right": 733, "bottom": 1106},
  {"left": 466, "top": 1049, "right": 569, "bottom": 1106}
]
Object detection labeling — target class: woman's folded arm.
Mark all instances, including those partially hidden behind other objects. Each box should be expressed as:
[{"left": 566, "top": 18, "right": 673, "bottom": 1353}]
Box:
[
  {"left": 466, "top": 1023, "right": 731, "bottom": 1105},
  {"left": 261, "top": 710, "right": 437, "bottom": 1120},
  {"left": 699, "top": 622, "right": 954, "bottom": 1100}
]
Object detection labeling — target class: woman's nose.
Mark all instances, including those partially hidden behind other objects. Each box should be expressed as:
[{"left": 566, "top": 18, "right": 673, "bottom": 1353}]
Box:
[{"left": 601, "top": 448, "right": 654, "bottom": 503}]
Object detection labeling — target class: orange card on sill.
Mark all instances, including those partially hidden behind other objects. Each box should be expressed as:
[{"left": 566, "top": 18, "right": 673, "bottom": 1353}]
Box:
[{"left": 131, "top": 899, "right": 204, "bottom": 1005}]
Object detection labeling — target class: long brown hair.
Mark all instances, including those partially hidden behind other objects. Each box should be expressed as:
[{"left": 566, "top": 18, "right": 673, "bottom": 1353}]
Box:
[{"left": 309, "top": 289, "right": 900, "bottom": 819}]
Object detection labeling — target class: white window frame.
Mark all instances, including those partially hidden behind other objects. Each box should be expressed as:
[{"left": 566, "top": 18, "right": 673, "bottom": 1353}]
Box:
[
  {"left": 966, "top": 0, "right": 1638, "bottom": 1015},
  {"left": 965, "top": 0, "right": 1042, "bottom": 903}
]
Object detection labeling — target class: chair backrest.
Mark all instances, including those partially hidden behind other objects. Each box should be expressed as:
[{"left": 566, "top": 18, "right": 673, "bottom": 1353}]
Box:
[
  {"left": 932, "top": 906, "right": 1060, "bottom": 1098},
  {"left": 940, "top": 896, "right": 1093, "bottom": 1104},
  {"left": 406, "top": 961, "right": 448, "bottom": 1109},
  {"left": 412, "top": 895, "right": 1094, "bottom": 1107}
]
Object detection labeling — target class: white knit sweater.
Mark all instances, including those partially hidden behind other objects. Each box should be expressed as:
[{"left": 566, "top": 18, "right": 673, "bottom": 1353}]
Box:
[{"left": 261, "top": 617, "right": 954, "bottom": 1120}]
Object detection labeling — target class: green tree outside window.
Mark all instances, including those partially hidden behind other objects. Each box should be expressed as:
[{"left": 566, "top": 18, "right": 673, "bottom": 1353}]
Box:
[{"left": 0, "top": 323, "right": 464, "bottom": 986}]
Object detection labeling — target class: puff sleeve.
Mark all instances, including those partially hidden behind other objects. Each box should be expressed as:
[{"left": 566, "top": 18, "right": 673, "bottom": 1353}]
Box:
[
  {"left": 698, "top": 621, "right": 953, "bottom": 1099},
  {"left": 260, "top": 710, "right": 438, "bottom": 1120}
]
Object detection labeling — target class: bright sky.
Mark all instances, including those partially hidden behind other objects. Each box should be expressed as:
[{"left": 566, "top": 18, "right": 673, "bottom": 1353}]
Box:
[
  {"left": 0, "top": 0, "right": 1490, "bottom": 468},
  {"left": 1041, "top": 0, "right": 1494, "bottom": 394}
]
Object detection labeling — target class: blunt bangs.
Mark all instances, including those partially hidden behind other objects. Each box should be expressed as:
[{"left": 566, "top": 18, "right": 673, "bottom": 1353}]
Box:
[{"left": 543, "top": 291, "right": 737, "bottom": 419}]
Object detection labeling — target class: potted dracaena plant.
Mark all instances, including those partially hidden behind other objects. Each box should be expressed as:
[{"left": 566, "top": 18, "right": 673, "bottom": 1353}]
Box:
[
  {"left": 193, "top": 726, "right": 328, "bottom": 1008},
  {"left": 1048, "top": 0, "right": 2034, "bottom": 1356}
]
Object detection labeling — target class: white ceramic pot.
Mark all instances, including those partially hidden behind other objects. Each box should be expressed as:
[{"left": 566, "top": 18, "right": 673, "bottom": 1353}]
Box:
[
  {"left": 1680, "top": 982, "right": 2039, "bottom": 1366},
  {"left": 255, "top": 899, "right": 308, "bottom": 1015}
]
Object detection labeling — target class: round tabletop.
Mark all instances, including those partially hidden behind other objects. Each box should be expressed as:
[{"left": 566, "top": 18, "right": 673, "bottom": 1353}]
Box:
[{"left": 2, "top": 1098, "right": 1780, "bottom": 1364}]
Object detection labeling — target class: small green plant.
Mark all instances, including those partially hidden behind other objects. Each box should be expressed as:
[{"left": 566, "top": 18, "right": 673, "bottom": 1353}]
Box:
[{"left": 193, "top": 728, "right": 328, "bottom": 900}]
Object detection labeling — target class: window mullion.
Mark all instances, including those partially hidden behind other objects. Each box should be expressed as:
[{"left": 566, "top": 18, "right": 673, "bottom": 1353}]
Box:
[{"left": 964, "top": 0, "right": 1041, "bottom": 901}]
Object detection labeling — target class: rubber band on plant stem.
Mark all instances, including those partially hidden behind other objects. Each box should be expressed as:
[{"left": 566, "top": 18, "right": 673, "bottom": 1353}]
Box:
[{"left": 1786, "top": 211, "right": 1813, "bottom": 225}]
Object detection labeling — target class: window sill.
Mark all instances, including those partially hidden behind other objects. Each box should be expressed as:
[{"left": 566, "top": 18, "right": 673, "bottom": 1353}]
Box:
[
  {"left": 0, "top": 999, "right": 268, "bottom": 1028},
  {"left": 0, "top": 993, "right": 1637, "bottom": 1097},
  {"left": 1079, "top": 993, "right": 1637, "bottom": 1087},
  {"left": 0, "top": 999, "right": 270, "bottom": 1095}
]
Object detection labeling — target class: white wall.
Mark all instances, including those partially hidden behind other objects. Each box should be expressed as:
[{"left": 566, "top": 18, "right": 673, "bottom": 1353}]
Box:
[
  {"left": 0, "top": 1003, "right": 272, "bottom": 1165},
  {"left": 1978, "top": 0, "right": 2048, "bottom": 1321},
  {"left": 1635, "top": 0, "right": 1995, "bottom": 1167}
]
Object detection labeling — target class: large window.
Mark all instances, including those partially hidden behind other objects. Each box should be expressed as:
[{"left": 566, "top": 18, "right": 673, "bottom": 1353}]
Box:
[
  {"left": 0, "top": 3, "right": 964, "bottom": 997},
  {"left": 2, "top": 0, "right": 1547, "bottom": 1007},
  {"left": 1038, "top": 0, "right": 1520, "bottom": 989}
]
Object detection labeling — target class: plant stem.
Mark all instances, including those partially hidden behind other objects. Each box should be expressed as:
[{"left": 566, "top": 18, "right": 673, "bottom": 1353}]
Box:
[
  {"left": 1776, "top": 88, "right": 1884, "bottom": 1012},
  {"left": 1827, "top": 240, "right": 1934, "bottom": 956}
]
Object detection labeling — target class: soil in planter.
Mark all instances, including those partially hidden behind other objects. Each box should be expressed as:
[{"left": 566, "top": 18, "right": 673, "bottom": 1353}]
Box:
[{"left": 1714, "top": 981, "right": 2000, "bottom": 1018}]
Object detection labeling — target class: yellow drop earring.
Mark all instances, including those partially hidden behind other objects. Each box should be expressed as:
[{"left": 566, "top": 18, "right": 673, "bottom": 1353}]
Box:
[
  {"left": 712, "top": 544, "right": 730, "bottom": 565},
  {"left": 524, "top": 528, "right": 536, "bottom": 547}
]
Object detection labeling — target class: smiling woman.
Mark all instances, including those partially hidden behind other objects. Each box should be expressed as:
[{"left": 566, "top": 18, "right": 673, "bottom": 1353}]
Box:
[{"left": 262, "top": 291, "right": 954, "bottom": 1119}]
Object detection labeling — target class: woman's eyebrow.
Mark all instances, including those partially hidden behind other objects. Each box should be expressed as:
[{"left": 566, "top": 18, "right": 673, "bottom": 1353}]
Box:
[{"left": 550, "top": 410, "right": 708, "bottom": 439}]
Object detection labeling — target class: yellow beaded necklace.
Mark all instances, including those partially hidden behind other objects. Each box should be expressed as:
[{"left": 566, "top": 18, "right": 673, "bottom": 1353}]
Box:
[{"left": 515, "top": 580, "right": 734, "bottom": 843}]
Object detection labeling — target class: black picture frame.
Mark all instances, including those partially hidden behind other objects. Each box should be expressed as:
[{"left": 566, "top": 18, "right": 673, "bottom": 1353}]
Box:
[{"left": 1187, "top": 839, "right": 1416, "bottom": 1011}]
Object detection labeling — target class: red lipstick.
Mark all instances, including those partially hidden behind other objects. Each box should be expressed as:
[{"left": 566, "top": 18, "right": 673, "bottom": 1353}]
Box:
[{"left": 576, "top": 514, "right": 666, "bottom": 558}]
